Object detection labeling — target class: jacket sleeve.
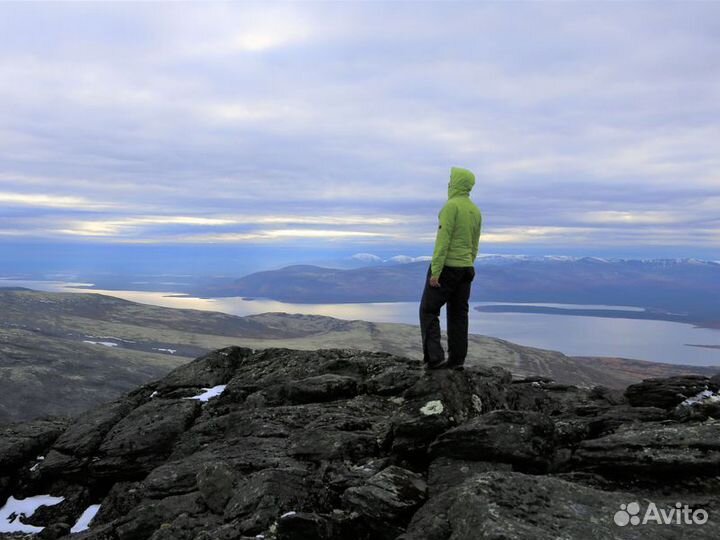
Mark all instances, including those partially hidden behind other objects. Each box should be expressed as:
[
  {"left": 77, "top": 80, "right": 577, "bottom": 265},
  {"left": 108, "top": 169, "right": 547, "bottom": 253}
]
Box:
[
  {"left": 431, "top": 202, "right": 458, "bottom": 277},
  {"left": 471, "top": 211, "right": 482, "bottom": 261}
]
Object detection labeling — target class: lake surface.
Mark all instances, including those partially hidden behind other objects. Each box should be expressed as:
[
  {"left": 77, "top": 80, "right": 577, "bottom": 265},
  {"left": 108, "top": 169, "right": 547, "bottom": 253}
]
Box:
[{"left": 2, "top": 278, "right": 719, "bottom": 366}]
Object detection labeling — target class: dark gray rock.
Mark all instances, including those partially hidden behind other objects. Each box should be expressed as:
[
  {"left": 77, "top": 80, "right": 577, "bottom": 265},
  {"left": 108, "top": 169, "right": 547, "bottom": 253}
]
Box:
[
  {"left": 2, "top": 346, "right": 715, "bottom": 540},
  {"left": 390, "top": 368, "right": 497, "bottom": 461},
  {"left": 112, "top": 492, "right": 205, "bottom": 540},
  {"left": 142, "top": 455, "right": 210, "bottom": 499},
  {"left": 342, "top": 465, "right": 426, "bottom": 539},
  {"left": 224, "top": 467, "right": 317, "bottom": 534},
  {"left": 0, "top": 417, "right": 68, "bottom": 504},
  {"left": 195, "top": 460, "right": 237, "bottom": 514},
  {"left": 0, "top": 418, "right": 69, "bottom": 473},
  {"left": 51, "top": 399, "right": 138, "bottom": 457},
  {"left": 400, "top": 470, "right": 717, "bottom": 540},
  {"left": 157, "top": 346, "right": 254, "bottom": 390},
  {"left": 625, "top": 375, "right": 719, "bottom": 409},
  {"left": 276, "top": 511, "right": 335, "bottom": 540},
  {"left": 426, "top": 457, "right": 512, "bottom": 496},
  {"left": 38, "top": 399, "right": 139, "bottom": 478},
  {"left": 429, "top": 410, "right": 556, "bottom": 472},
  {"left": 37, "top": 522, "right": 71, "bottom": 539},
  {"left": 285, "top": 373, "right": 359, "bottom": 403},
  {"left": 91, "top": 398, "right": 201, "bottom": 479},
  {"left": 574, "top": 420, "right": 720, "bottom": 477},
  {"left": 365, "top": 365, "right": 421, "bottom": 396}
]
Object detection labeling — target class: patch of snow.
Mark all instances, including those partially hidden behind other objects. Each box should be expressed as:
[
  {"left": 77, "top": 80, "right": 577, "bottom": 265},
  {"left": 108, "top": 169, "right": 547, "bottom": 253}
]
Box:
[
  {"left": 387, "top": 255, "right": 432, "bottom": 264},
  {"left": 679, "top": 390, "right": 720, "bottom": 408},
  {"left": 420, "top": 400, "right": 444, "bottom": 416},
  {"left": 29, "top": 456, "right": 44, "bottom": 472},
  {"left": 388, "top": 255, "right": 413, "bottom": 264},
  {"left": 351, "top": 253, "right": 382, "bottom": 262},
  {"left": 153, "top": 348, "right": 177, "bottom": 354},
  {"left": 150, "top": 391, "right": 159, "bottom": 399},
  {"left": 85, "top": 335, "right": 135, "bottom": 343},
  {"left": 280, "top": 511, "right": 297, "bottom": 518},
  {"left": 70, "top": 504, "right": 101, "bottom": 533},
  {"left": 0, "top": 494, "right": 65, "bottom": 533},
  {"left": 82, "top": 340, "right": 118, "bottom": 348},
  {"left": 184, "top": 385, "right": 227, "bottom": 402}
]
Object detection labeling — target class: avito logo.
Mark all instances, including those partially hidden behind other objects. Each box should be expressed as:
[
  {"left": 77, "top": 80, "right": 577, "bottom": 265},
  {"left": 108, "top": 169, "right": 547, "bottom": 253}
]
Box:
[{"left": 614, "top": 501, "right": 708, "bottom": 527}]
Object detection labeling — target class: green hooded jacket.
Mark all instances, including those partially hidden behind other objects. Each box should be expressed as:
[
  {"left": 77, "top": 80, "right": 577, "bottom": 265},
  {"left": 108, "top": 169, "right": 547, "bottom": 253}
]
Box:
[{"left": 430, "top": 167, "right": 482, "bottom": 277}]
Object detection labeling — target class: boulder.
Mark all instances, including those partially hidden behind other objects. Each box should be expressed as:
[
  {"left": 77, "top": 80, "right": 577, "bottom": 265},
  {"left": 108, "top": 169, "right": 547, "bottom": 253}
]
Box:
[
  {"left": 574, "top": 420, "right": 720, "bottom": 477},
  {"left": 157, "top": 346, "right": 253, "bottom": 390},
  {"left": 223, "top": 467, "right": 316, "bottom": 534},
  {"left": 625, "top": 375, "right": 719, "bottom": 409},
  {"left": 91, "top": 399, "right": 201, "bottom": 479},
  {"left": 429, "top": 410, "right": 556, "bottom": 472},
  {"left": 342, "top": 465, "right": 426, "bottom": 538},
  {"left": 390, "top": 368, "right": 504, "bottom": 461},
  {"left": 0, "top": 418, "right": 69, "bottom": 473},
  {"left": 285, "top": 373, "right": 359, "bottom": 403},
  {"left": 400, "top": 470, "right": 717, "bottom": 540}
]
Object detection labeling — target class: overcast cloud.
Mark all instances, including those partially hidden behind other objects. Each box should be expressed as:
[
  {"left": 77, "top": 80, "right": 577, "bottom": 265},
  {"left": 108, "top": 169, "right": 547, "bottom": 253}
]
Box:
[{"left": 1, "top": 2, "right": 719, "bottom": 259}]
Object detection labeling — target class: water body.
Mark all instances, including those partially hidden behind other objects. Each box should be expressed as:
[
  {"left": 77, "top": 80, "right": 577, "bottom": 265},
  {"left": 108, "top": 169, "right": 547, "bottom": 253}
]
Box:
[{"left": 2, "top": 278, "right": 719, "bottom": 366}]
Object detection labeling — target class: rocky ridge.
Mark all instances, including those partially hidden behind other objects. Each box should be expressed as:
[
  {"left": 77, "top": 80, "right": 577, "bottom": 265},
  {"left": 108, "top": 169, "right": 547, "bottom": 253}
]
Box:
[{"left": 1, "top": 347, "right": 720, "bottom": 539}]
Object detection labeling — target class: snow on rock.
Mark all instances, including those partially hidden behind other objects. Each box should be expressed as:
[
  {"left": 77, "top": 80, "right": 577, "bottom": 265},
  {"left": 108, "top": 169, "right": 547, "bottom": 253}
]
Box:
[
  {"left": 0, "top": 495, "right": 65, "bottom": 534},
  {"left": 184, "top": 385, "right": 227, "bottom": 402},
  {"left": 420, "top": 400, "right": 444, "bottom": 416},
  {"left": 154, "top": 348, "right": 177, "bottom": 354},
  {"left": 29, "top": 456, "right": 45, "bottom": 472},
  {"left": 679, "top": 389, "right": 720, "bottom": 408},
  {"left": 280, "top": 511, "right": 297, "bottom": 518},
  {"left": 351, "top": 253, "right": 382, "bottom": 262},
  {"left": 70, "top": 504, "right": 101, "bottom": 533}
]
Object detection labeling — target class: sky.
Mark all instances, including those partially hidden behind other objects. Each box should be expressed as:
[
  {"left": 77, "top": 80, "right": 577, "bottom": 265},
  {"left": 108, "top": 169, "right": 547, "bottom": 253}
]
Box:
[{"left": 1, "top": 2, "right": 719, "bottom": 277}]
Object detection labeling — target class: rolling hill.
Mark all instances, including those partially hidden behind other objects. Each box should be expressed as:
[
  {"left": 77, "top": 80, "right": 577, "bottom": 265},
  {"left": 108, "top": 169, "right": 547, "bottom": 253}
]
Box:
[{"left": 1, "top": 288, "right": 717, "bottom": 423}]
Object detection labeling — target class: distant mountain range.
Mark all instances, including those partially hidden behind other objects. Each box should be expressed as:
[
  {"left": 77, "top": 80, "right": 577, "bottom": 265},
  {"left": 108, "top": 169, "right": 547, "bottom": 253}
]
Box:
[
  {"left": 1, "top": 288, "right": 717, "bottom": 423},
  {"left": 192, "top": 257, "right": 720, "bottom": 327}
]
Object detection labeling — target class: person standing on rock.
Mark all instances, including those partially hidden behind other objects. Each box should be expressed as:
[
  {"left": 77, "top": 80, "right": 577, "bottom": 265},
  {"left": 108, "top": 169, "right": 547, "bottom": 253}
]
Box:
[{"left": 420, "top": 166, "right": 482, "bottom": 370}]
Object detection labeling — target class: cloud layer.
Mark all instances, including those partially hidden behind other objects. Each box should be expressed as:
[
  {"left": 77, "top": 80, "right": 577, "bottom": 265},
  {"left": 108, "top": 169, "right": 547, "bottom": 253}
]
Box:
[{"left": 1, "top": 2, "right": 718, "bottom": 257}]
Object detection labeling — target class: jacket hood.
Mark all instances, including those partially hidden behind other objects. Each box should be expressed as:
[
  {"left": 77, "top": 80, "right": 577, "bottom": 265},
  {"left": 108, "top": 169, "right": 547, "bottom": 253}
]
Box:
[{"left": 448, "top": 166, "right": 475, "bottom": 198}]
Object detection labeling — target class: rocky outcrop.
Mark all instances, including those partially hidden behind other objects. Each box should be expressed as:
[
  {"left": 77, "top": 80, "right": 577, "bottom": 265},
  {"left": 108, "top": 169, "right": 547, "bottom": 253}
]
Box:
[
  {"left": 1, "top": 346, "right": 719, "bottom": 539},
  {"left": 625, "top": 375, "right": 719, "bottom": 409}
]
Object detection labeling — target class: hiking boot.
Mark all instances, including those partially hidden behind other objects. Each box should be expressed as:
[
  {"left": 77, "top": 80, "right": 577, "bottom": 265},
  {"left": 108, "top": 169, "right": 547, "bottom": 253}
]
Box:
[
  {"left": 424, "top": 360, "right": 448, "bottom": 370},
  {"left": 445, "top": 361, "right": 465, "bottom": 371}
]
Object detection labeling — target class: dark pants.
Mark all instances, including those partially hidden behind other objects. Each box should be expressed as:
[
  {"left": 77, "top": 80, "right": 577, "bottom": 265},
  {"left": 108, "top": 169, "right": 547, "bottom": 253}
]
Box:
[{"left": 419, "top": 265, "right": 475, "bottom": 366}]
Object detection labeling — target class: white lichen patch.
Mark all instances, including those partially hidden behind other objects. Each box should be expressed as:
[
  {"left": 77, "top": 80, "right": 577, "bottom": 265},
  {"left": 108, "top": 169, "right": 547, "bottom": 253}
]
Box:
[
  {"left": 420, "top": 400, "right": 444, "bottom": 416},
  {"left": 471, "top": 394, "right": 483, "bottom": 413}
]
